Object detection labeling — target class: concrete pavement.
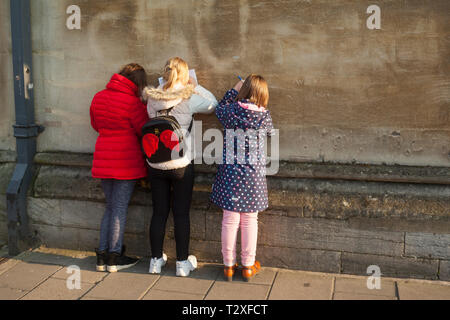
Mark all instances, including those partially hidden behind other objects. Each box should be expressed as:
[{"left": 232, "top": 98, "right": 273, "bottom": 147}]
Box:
[{"left": 0, "top": 246, "right": 449, "bottom": 300}]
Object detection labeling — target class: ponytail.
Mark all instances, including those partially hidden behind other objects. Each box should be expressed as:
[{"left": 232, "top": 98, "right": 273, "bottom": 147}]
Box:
[{"left": 162, "top": 57, "right": 189, "bottom": 90}]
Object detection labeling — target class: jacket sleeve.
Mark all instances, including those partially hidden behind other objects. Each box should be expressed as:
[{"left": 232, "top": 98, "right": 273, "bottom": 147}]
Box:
[
  {"left": 90, "top": 102, "right": 98, "bottom": 133},
  {"left": 130, "top": 100, "right": 150, "bottom": 137},
  {"left": 189, "top": 85, "right": 218, "bottom": 114},
  {"left": 262, "top": 111, "right": 276, "bottom": 136},
  {"left": 215, "top": 89, "right": 238, "bottom": 127},
  {"left": 147, "top": 100, "right": 157, "bottom": 119}
]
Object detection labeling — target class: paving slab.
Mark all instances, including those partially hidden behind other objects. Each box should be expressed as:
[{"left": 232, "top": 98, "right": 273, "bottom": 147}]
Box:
[
  {"left": 83, "top": 272, "right": 160, "bottom": 300},
  {"left": 215, "top": 267, "right": 277, "bottom": 285},
  {"left": 153, "top": 275, "right": 214, "bottom": 296},
  {"left": 143, "top": 289, "right": 205, "bottom": 300},
  {"left": 1, "top": 246, "right": 450, "bottom": 301},
  {"left": 397, "top": 280, "right": 450, "bottom": 300},
  {"left": 117, "top": 258, "right": 149, "bottom": 274},
  {"left": 333, "top": 292, "right": 397, "bottom": 300},
  {"left": 0, "top": 249, "right": 34, "bottom": 276},
  {"left": 0, "top": 262, "right": 61, "bottom": 291},
  {"left": 52, "top": 259, "right": 108, "bottom": 284},
  {"left": 0, "top": 257, "right": 21, "bottom": 276},
  {"left": 161, "top": 261, "right": 221, "bottom": 280},
  {"left": 0, "top": 246, "right": 8, "bottom": 257},
  {"left": 19, "top": 251, "right": 87, "bottom": 267},
  {"left": 268, "top": 270, "right": 333, "bottom": 300},
  {"left": 0, "top": 286, "right": 27, "bottom": 300},
  {"left": 205, "top": 282, "right": 271, "bottom": 300},
  {"left": 80, "top": 296, "right": 105, "bottom": 300},
  {"left": 20, "top": 278, "right": 95, "bottom": 300},
  {"left": 334, "top": 276, "right": 397, "bottom": 298}
]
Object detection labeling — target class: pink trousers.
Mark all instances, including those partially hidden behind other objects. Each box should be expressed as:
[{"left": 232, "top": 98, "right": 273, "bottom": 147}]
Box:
[{"left": 221, "top": 210, "right": 258, "bottom": 267}]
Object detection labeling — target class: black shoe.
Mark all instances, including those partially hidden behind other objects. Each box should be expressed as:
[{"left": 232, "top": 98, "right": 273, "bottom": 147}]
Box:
[
  {"left": 106, "top": 246, "right": 139, "bottom": 273},
  {"left": 95, "top": 248, "right": 107, "bottom": 272}
]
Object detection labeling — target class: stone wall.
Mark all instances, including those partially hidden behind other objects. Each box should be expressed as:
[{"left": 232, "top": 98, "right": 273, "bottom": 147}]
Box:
[
  {"left": 0, "top": 151, "right": 16, "bottom": 245},
  {"left": 24, "top": 0, "right": 450, "bottom": 166},
  {"left": 9, "top": 152, "right": 447, "bottom": 280},
  {"left": 0, "top": 0, "right": 15, "bottom": 151}
]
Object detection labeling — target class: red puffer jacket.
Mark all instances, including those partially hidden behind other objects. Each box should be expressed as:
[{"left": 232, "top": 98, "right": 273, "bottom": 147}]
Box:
[{"left": 90, "top": 74, "right": 149, "bottom": 180}]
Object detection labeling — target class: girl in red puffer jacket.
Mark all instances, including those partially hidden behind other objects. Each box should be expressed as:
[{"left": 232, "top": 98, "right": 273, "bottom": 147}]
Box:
[{"left": 90, "top": 63, "right": 149, "bottom": 273}]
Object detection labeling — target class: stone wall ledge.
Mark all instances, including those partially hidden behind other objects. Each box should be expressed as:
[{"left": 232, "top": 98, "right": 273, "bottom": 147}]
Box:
[
  {"left": 34, "top": 152, "right": 450, "bottom": 185},
  {"left": 32, "top": 164, "right": 450, "bottom": 221},
  {"left": 0, "top": 150, "right": 16, "bottom": 163}
]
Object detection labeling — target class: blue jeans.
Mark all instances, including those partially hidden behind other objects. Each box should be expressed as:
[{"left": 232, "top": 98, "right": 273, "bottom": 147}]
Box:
[{"left": 99, "top": 179, "right": 137, "bottom": 253}]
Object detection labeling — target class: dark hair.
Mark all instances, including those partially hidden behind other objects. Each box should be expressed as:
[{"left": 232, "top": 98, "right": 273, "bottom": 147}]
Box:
[
  {"left": 119, "top": 63, "right": 148, "bottom": 95},
  {"left": 236, "top": 74, "right": 269, "bottom": 108}
]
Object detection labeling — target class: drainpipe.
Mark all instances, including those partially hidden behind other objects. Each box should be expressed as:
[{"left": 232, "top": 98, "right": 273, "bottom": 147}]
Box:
[{"left": 6, "top": 0, "right": 44, "bottom": 256}]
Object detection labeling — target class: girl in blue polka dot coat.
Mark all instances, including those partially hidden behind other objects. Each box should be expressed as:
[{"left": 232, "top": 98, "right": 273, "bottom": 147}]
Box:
[{"left": 210, "top": 75, "right": 274, "bottom": 281}]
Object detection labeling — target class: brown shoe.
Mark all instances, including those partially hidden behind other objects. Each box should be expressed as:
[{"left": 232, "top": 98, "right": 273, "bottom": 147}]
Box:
[
  {"left": 224, "top": 264, "right": 238, "bottom": 281},
  {"left": 242, "top": 261, "right": 261, "bottom": 282}
]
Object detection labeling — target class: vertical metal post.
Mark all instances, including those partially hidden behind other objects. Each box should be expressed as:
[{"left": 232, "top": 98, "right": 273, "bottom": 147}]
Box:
[{"left": 7, "top": 0, "right": 44, "bottom": 256}]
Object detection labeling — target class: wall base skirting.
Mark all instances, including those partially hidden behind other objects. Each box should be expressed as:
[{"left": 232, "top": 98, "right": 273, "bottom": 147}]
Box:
[{"left": 1, "top": 151, "right": 449, "bottom": 280}]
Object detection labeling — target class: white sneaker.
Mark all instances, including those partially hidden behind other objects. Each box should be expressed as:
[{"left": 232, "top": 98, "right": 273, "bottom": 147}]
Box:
[
  {"left": 149, "top": 253, "right": 167, "bottom": 274},
  {"left": 176, "top": 255, "right": 197, "bottom": 277}
]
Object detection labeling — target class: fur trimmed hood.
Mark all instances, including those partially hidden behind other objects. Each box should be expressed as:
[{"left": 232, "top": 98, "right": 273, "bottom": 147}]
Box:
[
  {"left": 144, "top": 84, "right": 195, "bottom": 114},
  {"left": 143, "top": 84, "right": 195, "bottom": 101}
]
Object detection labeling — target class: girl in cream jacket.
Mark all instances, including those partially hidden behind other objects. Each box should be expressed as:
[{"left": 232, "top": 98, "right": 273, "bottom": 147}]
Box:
[{"left": 142, "top": 57, "right": 218, "bottom": 277}]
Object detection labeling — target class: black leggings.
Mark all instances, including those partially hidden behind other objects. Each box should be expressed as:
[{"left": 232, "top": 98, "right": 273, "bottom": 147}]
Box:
[{"left": 148, "top": 163, "right": 194, "bottom": 261}]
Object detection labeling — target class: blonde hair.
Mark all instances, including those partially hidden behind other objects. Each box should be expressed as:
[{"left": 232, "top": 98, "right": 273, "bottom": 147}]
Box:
[
  {"left": 163, "top": 57, "right": 189, "bottom": 90},
  {"left": 236, "top": 74, "right": 269, "bottom": 108}
]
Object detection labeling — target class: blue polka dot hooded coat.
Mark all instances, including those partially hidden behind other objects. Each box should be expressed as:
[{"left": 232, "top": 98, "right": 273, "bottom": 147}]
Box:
[{"left": 210, "top": 89, "right": 274, "bottom": 213}]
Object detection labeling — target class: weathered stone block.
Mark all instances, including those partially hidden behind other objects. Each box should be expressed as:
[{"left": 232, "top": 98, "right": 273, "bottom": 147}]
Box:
[
  {"left": 34, "top": 166, "right": 103, "bottom": 201},
  {"left": 30, "top": 224, "right": 100, "bottom": 252},
  {"left": 190, "top": 190, "right": 213, "bottom": 210},
  {"left": 165, "top": 209, "right": 206, "bottom": 241},
  {"left": 60, "top": 200, "right": 149, "bottom": 235},
  {"left": 163, "top": 238, "right": 222, "bottom": 263},
  {"left": 34, "top": 165, "right": 152, "bottom": 206},
  {"left": 405, "top": 233, "right": 450, "bottom": 260},
  {"left": 28, "top": 197, "right": 61, "bottom": 226},
  {"left": 31, "top": 223, "right": 150, "bottom": 257},
  {"left": 0, "top": 151, "right": 16, "bottom": 163},
  {"left": 260, "top": 216, "right": 404, "bottom": 256},
  {"left": 122, "top": 232, "right": 149, "bottom": 257},
  {"left": 0, "top": 194, "right": 6, "bottom": 220},
  {"left": 207, "top": 212, "right": 404, "bottom": 256},
  {"left": 0, "top": 164, "right": 9, "bottom": 244},
  {"left": 266, "top": 177, "right": 450, "bottom": 220},
  {"left": 0, "top": 163, "right": 15, "bottom": 195},
  {"left": 205, "top": 210, "right": 222, "bottom": 242},
  {"left": 439, "top": 260, "right": 450, "bottom": 281},
  {"left": 348, "top": 217, "right": 450, "bottom": 234},
  {"left": 342, "top": 252, "right": 439, "bottom": 280},
  {"left": 276, "top": 161, "right": 450, "bottom": 185},
  {"left": 34, "top": 152, "right": 92, "bottom": 167},
  {"left": 28, "top": 197, "right": 151, "bottom": 236},
  {"left": 258, "top": 245, "right": 341, "bottom": 273},
  {"left": 0, "top": 216, "right": 7, "bottom": 245}
]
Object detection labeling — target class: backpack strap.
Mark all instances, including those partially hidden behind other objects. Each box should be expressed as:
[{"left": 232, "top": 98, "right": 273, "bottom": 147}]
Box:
[
  {"left": 156, "top": 106, "right": 175, "bottom": 116},
  {"left": 157, "top": 106, "right": 194, "bottom": 134},
  {"left": 187, "top": 117, "right": 194, "bottom": 134}
]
